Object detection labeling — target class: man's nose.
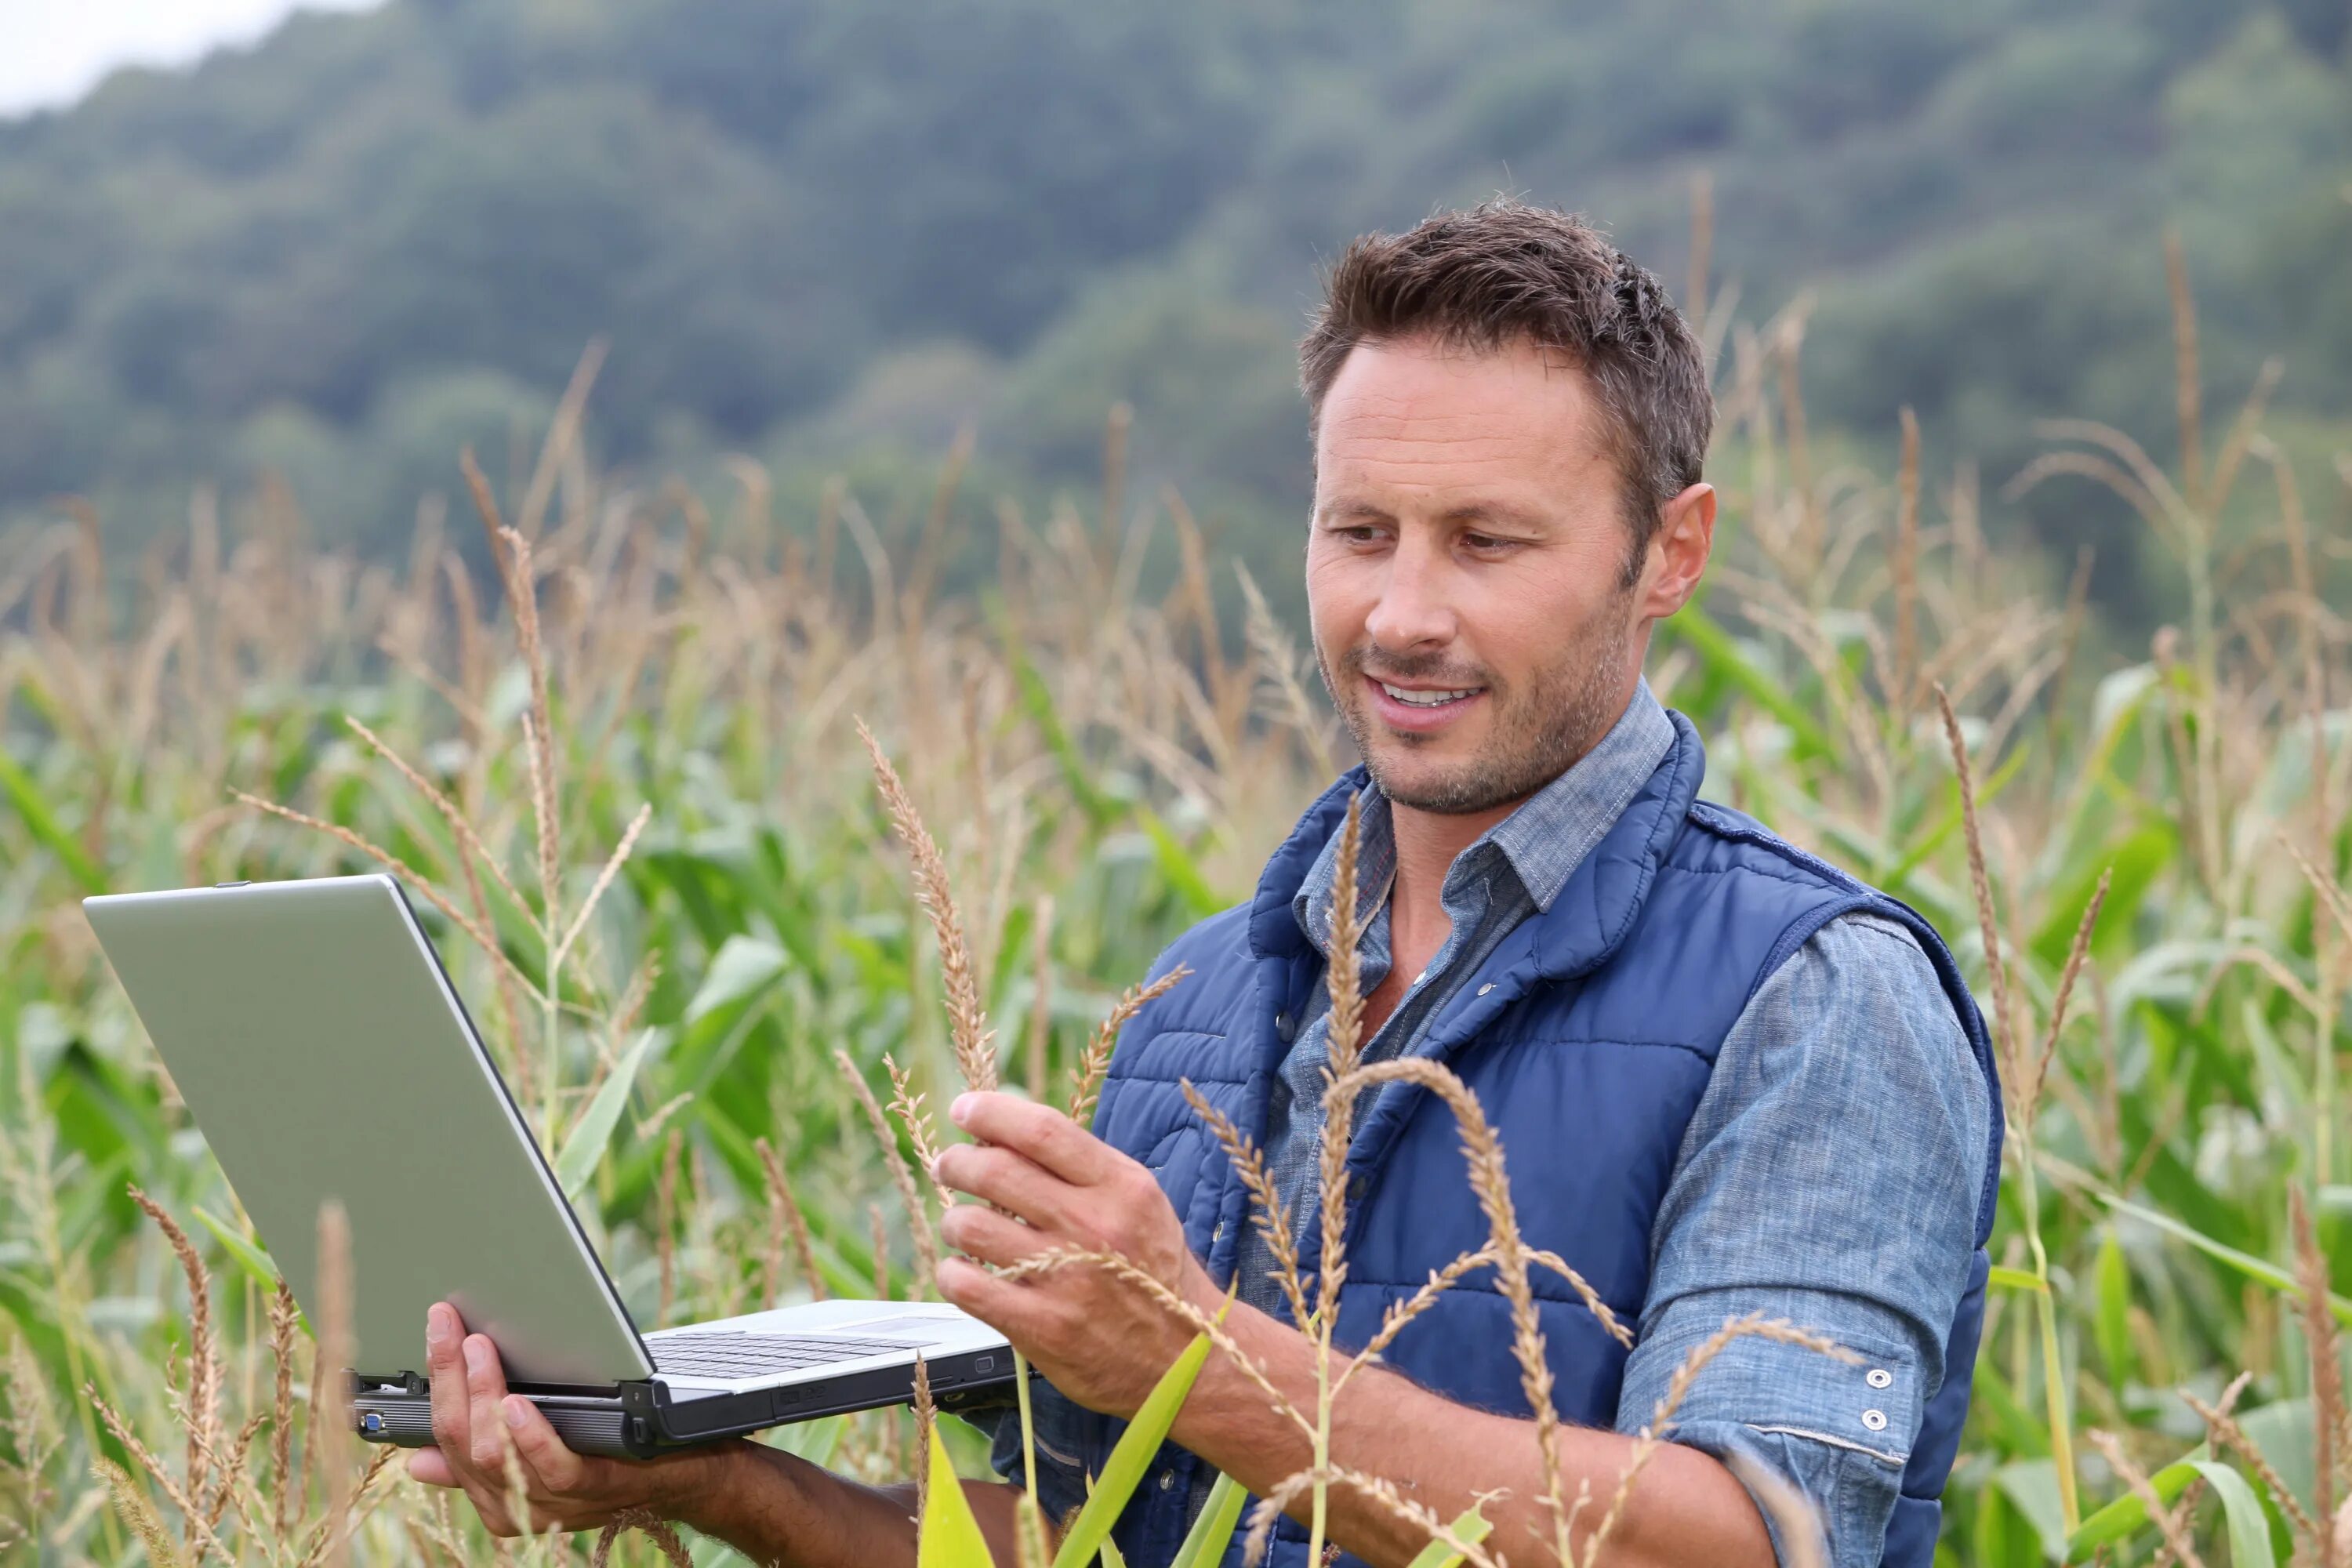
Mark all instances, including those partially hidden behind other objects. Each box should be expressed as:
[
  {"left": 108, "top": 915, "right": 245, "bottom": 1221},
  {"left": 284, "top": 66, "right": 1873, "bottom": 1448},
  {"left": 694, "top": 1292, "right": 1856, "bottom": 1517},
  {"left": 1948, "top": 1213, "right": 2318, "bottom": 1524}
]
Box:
[{"left": 1363, "top": 534, "right": 1457, "bottom": 652}]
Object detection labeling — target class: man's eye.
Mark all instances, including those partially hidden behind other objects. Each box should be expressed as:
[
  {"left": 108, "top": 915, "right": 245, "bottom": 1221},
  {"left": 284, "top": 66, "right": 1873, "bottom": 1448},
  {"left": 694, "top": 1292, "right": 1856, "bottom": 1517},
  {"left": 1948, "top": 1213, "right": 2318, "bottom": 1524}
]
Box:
[{"left": 1463, "top": 533, "right": 1515, "bottom": 553}]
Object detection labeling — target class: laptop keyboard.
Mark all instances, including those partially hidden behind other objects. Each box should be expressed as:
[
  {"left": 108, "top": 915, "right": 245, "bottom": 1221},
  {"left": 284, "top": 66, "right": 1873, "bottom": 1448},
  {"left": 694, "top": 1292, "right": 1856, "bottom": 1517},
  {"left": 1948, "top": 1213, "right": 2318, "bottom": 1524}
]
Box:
[{"left": 648, "top": 1332, "right": 924, "bottom": 1379}]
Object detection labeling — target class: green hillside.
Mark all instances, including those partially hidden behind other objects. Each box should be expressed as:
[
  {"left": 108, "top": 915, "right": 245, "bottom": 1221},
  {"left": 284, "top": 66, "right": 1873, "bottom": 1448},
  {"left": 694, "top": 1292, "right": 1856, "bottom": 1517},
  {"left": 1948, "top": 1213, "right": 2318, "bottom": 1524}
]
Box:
[{"left": 2, "top": 0, "right": 2348, "bottom": 616}]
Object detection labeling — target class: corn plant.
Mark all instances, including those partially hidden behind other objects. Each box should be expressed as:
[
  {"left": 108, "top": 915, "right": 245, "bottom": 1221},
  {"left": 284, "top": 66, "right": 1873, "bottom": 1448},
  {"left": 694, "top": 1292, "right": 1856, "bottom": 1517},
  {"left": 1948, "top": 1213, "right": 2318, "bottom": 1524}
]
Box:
[{"left": 2, "top": 216, "right": 2348, "bottom": 1563}]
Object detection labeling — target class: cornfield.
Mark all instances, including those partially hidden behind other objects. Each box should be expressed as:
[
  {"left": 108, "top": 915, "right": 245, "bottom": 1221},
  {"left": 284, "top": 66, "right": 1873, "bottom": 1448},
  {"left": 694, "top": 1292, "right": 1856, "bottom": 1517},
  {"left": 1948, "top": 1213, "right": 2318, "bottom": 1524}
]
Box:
[{"left": 2, "top": 235, "right": 2349, "bottom": 1566}]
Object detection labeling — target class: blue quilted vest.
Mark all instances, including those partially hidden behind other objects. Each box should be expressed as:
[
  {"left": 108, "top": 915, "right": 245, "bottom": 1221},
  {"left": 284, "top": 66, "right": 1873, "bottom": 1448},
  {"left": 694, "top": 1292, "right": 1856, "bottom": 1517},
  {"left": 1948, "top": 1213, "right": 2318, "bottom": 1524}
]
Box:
[{"left": 1036, "top": 711, "right": 2001, "bottom": 1567}]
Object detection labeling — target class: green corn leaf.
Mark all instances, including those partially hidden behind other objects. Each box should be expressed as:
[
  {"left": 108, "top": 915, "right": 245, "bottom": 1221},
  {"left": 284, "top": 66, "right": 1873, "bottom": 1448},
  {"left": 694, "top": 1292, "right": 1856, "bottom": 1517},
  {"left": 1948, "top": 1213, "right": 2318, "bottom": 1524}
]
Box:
[
  {"left": 555, "top": 1028, "right": 663, "bottom": 1199},
  {"left": 1885, "top": 744, "right": 2029, "bottom": 884},
  {"left": 1051, "top": 1331, "right": 1214, "bottom": 1568},
  {"left": 1169, "top": 1472, "right": 1247, "bottom": 1568},
  {"left": 1987, "top": 1265, "right": 2049, "bottom": 1294},
  {"left": 2235, "top": 1399, "right": 2316, "bottom": 1523},
  {"left": 1970, "top": 1363, "right": 2054, "bottom": 1459},
  {"left": 684, "top": 935, "right": 792, "bottom": 1029},
  {"left": 0, "top": 749, "right": 105, "bottom": 894},
  {"left": 2031, "top": 823, "right": 2173, "bottom": 965},
  {"left": 1135, "top": 805, "right": 1223, "bottom": 922},
  {"left": 1007, "top": 641, "right": 1116, "bottom": 826},
  {"left": 45, "top": 1048, "right": 152, "bottom": 1186},
  {"left": 1978, "top": 1475, "right": 2053, "bottom": 1568},
  {"left": 2094, "top": 1225, "right": 2133, "bottom": 1390},
  {"left": 2184, "top": 1461, "right": 2279, "bottom": 1567},
  {"left": 1653, "top": 607, "right": 1834, "bottom": 764},
  {"left": 1403, "top": 1503, "right": 1491, "bottom": 1568},
  {"left": 2096, "top": 1192, "right": 2352, "bottom": 1325},
  {"left": 2066, "top": 1448, "right": 2207, "bottom": 1561},
  {"left": 918, "top": 1422, "right": 993, "bottom": 1568},
  {"left": 1098, "top": 1537, "right": 1127, "bottom": 1568},
  {"left": 56, "top": 1149, "right": 134, "bottom": 1254},
  {"left": 191, "top": 1205, "right": 280, "bottom": 1288},
  {"left": 1991, "top": 1460, "right": 2067, "bottom": 1560}
]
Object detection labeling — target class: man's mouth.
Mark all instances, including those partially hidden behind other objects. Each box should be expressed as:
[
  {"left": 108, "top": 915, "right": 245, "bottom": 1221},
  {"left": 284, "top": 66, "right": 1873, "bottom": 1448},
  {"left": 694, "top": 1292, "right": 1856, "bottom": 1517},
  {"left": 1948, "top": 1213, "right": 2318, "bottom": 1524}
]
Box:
[
  {"left": 1377, "top": 681, "right": 1482, "bottom": 708},
  {"left": 1363, "top": 673, "right": 1488, "bottom": 732}
]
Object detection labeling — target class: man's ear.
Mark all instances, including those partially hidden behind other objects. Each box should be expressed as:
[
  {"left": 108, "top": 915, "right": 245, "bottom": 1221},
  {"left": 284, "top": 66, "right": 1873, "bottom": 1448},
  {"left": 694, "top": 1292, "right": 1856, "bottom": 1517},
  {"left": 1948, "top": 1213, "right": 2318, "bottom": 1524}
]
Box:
[{"left": 1639, "top": 483, "right": 1715, "bottom": 620}]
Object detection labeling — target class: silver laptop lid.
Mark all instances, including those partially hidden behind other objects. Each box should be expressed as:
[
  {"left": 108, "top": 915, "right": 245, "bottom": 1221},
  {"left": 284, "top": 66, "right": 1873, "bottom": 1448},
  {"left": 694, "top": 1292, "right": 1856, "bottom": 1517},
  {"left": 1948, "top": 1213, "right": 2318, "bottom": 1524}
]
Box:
[{"left": 84, "top": 874, "right": 654, "bottom": 1388}]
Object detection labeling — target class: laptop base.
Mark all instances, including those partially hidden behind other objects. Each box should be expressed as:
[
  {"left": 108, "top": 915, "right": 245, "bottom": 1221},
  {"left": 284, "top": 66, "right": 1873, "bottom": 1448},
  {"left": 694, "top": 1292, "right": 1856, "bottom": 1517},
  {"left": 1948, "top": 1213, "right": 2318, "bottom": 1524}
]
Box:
[{"left": 353, "top": 1344, "right": 1022, "bottom": 1459}]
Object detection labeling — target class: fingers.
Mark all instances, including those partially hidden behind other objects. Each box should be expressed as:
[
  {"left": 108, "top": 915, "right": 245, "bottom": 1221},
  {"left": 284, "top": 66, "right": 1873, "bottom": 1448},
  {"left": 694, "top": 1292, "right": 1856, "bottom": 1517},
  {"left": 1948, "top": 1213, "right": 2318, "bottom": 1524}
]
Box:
[
  {"left": 938, "top": 1256, "right": 1062, "bottom": 1345},
  {"left": 426, "top": 1303, "right": 472, "bottom": 1464},
  {"left": 933, "top": 1143, "right": 1076, "bottom": 1232},
  {"left": 949, "top": 1092, "right": 1116, "bottom": 1185},
  {"left": 500, "top": 1395, "right": 588, "bottom": 1492},
  {"left": 939, "top": 1200, "right": 1055, "bottom": 1269},
  {"left": 409, "top": 1363, "right": 597, "bottom": 1532},
  {"left": 424, "top": 1303, "right": 521, "bottom": 1534},
  {"left": 408, "top": 1446, "right": 458, "bottom": 1487},
  {"left": 463, "top": 1334, "right": 514, "bottom": 1474}
]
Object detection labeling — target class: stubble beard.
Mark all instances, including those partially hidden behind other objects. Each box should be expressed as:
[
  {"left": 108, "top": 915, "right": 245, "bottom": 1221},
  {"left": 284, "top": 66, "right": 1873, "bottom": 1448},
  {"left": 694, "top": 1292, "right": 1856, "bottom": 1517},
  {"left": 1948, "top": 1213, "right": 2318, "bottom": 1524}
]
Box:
[{"left": 1316, "top": 593, "right": 1639, "bottom": 815}]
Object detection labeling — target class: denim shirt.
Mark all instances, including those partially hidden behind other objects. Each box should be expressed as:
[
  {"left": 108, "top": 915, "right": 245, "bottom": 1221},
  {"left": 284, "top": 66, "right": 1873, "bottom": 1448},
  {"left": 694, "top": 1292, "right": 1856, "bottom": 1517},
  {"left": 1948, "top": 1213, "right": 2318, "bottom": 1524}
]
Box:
[{"left": 993, "top": 684, "right": 1988, "bottom": 1568}]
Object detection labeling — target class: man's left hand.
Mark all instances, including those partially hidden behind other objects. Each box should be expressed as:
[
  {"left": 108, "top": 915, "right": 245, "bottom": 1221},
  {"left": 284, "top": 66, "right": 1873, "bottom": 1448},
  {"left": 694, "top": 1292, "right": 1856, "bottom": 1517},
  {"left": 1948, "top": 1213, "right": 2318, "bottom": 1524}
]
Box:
[{"left": 932, "top": 1092, "right": 1219, "bottom": 1417}]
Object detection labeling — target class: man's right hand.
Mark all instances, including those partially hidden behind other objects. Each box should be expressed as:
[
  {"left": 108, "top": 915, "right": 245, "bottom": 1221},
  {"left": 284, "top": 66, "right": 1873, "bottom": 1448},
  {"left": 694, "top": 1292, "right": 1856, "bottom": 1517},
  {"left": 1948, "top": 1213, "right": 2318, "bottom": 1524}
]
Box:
[
  {"left": 408, "top": 1301, "right": 743, "bottom": 1536},
  {"left": 406, "top": 1301, "right": 1035, "bottom": 1566}
]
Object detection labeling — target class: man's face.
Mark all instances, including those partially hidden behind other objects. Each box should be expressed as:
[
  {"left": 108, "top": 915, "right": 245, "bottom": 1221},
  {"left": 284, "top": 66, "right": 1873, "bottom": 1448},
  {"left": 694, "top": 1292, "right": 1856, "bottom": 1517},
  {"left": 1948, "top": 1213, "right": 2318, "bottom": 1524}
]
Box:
[{"left": 1305, "top": 334, "right": 1650, "bottom": 815}]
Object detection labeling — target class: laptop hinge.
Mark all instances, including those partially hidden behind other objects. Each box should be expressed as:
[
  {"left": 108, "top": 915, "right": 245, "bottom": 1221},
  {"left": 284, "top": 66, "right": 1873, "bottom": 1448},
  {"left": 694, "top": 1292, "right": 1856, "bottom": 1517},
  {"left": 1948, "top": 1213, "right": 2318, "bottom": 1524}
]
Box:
[{"left": 354, "top": 1370, "right": 427, "bottom": 1396}]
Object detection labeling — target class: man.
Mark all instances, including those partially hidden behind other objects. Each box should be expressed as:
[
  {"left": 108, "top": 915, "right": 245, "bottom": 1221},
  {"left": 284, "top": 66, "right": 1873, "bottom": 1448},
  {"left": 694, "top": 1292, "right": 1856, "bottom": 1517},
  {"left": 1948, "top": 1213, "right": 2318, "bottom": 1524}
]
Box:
[{"left": 412, "top": 201, "right": 1998, "bottom": 1568}]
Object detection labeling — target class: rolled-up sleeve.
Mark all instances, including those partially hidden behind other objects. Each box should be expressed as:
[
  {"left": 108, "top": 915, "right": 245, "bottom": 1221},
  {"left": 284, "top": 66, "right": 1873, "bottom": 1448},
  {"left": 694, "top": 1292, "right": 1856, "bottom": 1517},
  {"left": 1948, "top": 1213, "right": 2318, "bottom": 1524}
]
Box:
[{"left": 1613, "top": 913, "right": 1990, "bottom": 1568}]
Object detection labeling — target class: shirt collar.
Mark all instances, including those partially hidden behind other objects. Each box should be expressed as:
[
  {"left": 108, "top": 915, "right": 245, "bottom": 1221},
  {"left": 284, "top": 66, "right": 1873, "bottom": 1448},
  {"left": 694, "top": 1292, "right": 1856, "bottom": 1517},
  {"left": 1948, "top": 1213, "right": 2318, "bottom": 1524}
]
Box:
[
  {"left": 1484, "top": 678, "right": 1676, "bottom": 913},
  {"left": 1292, "top": 679, "right": 1677, "bottom": 953},
  {"left": 1292, "top": 789, "right": 1396, "bottom": 956}
]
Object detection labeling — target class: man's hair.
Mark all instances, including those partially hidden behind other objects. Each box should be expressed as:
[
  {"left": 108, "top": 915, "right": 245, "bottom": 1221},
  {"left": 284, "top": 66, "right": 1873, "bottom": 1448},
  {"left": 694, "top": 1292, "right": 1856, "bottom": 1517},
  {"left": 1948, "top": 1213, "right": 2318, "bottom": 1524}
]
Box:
[{"left": 1299, "top": 201, "right": 1712, "bottom": 578}]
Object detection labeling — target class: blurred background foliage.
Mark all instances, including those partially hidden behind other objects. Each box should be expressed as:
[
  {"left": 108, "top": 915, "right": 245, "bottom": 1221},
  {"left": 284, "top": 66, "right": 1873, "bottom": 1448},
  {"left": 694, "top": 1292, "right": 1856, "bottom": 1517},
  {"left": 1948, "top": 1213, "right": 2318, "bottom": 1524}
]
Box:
[{"left": 4, "top": 0, "right": 2352, "bottom": 634}]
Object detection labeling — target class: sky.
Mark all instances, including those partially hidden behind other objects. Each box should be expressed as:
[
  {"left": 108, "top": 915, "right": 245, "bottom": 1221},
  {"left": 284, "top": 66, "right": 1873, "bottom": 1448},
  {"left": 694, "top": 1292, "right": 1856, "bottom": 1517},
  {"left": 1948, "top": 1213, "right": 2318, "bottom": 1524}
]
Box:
[{"left": 0, "top": 0, "right": 379, "bottom": 117}]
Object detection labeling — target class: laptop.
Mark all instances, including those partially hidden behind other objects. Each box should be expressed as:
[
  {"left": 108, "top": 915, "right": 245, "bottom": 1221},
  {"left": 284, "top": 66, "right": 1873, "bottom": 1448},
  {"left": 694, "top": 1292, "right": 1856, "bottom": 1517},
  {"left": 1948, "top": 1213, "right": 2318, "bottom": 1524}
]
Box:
[{"left": 83, "top": 873, "right": 1015, "bottom": 1459}]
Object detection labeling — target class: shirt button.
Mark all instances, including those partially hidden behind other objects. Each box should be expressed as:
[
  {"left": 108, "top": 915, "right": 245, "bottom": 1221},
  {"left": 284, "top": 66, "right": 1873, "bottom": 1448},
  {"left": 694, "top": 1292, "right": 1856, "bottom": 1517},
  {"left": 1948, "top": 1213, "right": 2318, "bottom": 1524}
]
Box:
[
  {"left": 1861, "top": 1409, "right": 1888, "bottom": 1432},
  {"left": 1159, "top": 1469, "right": 1175, "bottom": 1491},
  {"left": 1866, "top": 1368, "right": 1893, "bottom": 1389},
  {"left": 1476, "top": 983, "right": 1495, "bottom": 996}
]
